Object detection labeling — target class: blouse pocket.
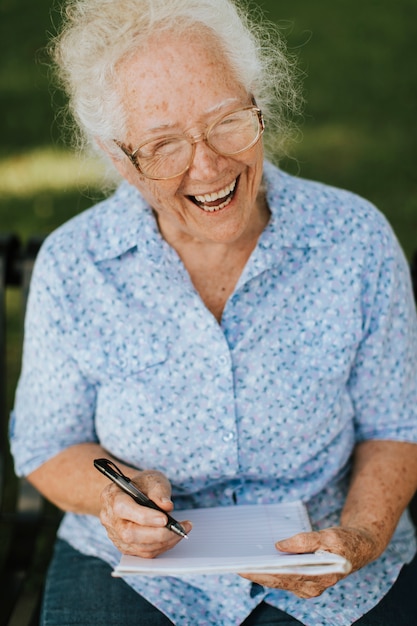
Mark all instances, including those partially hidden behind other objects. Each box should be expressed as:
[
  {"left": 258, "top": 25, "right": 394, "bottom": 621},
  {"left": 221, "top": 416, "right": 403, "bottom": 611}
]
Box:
[
  {"left": 276, "top": 315, "right": 362, "bottom": 385},
  {"left": 103, "top": 329, "right": 168, "bottom": 379},
  {"left": 73, "top": 315, "right": 170, "bottom": 381}
]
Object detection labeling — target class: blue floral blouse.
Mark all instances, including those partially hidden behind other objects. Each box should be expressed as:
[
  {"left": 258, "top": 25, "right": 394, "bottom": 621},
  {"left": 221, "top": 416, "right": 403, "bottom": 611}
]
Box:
[{"left": 10, "top": 161, "right": 417, "bottom": 625}]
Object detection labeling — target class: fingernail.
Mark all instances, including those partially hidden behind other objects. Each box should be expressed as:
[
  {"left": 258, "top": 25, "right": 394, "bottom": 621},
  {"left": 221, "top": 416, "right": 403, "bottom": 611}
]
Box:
[
  {"left": 152, "top": 515, "right": 167, "bottom": 526},
  {"left": 161, "top": 497, "right": 172, "bottom": 504}
]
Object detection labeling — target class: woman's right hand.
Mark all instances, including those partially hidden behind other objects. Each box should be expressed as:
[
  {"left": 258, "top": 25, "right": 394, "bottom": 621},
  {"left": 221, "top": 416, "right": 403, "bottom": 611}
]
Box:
[{"left": 99, "top": 469, "right": 191, "bottom": 558}]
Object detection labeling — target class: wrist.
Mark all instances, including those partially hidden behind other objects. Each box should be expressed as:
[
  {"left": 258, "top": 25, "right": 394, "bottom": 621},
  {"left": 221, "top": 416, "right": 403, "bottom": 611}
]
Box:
[{"left": 338, "top": 522, "right": 388, "bottom": 565}]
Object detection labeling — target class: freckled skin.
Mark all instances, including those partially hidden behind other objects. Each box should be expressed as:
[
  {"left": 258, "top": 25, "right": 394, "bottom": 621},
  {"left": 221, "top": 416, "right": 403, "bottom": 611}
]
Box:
[{"left": 112, "top": 28, "right": 268, "bottom": 252}]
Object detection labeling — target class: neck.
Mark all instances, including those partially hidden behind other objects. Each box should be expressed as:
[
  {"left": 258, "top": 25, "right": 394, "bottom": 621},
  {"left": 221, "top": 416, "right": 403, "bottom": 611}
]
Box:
[
  {"left": 154, "top": 193, "right": 270, "bottom": 322},
  {"left": 156, "top": 192, "right": 270, "bottom": 259}
]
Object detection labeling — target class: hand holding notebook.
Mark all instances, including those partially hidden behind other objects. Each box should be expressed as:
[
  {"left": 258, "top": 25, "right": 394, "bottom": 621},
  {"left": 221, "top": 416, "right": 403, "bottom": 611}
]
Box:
[{"left": 112, "top": 501, "right": 351, "bottom": 577}]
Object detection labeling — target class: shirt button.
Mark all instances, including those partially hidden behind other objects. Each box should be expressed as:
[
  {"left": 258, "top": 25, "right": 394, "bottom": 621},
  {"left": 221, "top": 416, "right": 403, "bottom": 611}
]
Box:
[
  {"left": 222, "top": 432, "right": 234, "bottom": 442},
  {"left": 218, "top": 355, "right": 228, "bottom": 367}
]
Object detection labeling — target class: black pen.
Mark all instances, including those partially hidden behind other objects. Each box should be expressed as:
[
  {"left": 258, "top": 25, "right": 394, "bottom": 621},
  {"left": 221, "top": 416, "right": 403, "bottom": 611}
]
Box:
[{"left": 94, "top": 458, "right": 188, "bottom": 539}]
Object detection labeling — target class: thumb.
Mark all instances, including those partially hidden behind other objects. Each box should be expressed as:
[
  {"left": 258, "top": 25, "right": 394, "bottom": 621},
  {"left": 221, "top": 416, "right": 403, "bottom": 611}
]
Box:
[
  {"left": 276, "top": 531, "right": 322, "bottom": 554},
  {"left": 137, "top": 470, "right": 173, "bottom": 510}
]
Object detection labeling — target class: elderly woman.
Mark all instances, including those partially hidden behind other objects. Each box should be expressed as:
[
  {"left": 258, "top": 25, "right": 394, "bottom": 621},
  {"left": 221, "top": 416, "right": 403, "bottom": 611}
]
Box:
[{"left": 9, "top": 0, "right": 417, "bottom": 625}]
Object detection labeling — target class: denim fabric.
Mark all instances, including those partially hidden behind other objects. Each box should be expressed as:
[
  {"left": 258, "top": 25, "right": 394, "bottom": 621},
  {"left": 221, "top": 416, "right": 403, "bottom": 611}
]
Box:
[
  {"left": 41, "top": 539, "right": 174, "bottom": 626},
  {"left": 352, "top": 550, "right": 417, "bottom": 625},
  {"left": 41, "top": 540, "right": 303, "bottom": 626},
  {"left": 41, "top": 539, "right": 417, "bottom": 626}
]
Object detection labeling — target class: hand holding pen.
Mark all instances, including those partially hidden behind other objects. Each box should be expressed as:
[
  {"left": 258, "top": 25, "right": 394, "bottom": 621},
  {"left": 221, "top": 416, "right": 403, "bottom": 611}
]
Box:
[{"left": 95, "top": 458, "right": 189, "bottom": 552}]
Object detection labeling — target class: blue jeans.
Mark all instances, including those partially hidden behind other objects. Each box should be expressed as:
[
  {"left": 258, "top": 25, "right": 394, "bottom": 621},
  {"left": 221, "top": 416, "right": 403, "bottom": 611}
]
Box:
[{"left": 41, "top": 539, "right": 417, "bottom": 625}]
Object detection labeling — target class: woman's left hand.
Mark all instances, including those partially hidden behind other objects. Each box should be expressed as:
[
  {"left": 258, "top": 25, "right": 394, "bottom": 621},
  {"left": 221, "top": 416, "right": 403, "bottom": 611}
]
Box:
[
  {"left": 239, "top": 525, "right": 380, "bottom": 598},
  {"left": 241, "top": 441, "right": 417, "bottom": 598}
]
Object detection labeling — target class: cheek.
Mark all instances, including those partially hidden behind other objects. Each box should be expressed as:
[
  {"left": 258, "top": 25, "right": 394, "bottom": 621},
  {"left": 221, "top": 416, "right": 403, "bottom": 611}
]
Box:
[
  {"left": 135, "top": 179, "right": 182, "bottom": 213},
  {"left": 242, "top": 143, "right": 264, "bottom": 179},
  {"left": 245, "top": 150, "right": 264, "bottom": 192},
  {"left": 253, "top": 144, "right": 264, "bottom": 172}
]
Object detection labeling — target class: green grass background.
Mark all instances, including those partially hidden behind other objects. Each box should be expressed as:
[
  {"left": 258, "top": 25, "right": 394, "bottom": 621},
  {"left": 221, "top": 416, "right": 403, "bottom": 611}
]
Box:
[
  {"left": 1, "top": 0, "right": 417, "bottom": 254},
  {"left": 1, "top": 0, "right": 417, "bottom": 406}
]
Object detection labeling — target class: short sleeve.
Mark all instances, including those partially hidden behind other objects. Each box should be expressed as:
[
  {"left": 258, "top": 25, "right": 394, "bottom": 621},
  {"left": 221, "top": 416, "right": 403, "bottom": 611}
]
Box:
[
  {"left": 9, "top": 241, "right": 97, "bottom": 476},
  {"left": 348, "top": 223, "right": 417, "bottom": 442}
]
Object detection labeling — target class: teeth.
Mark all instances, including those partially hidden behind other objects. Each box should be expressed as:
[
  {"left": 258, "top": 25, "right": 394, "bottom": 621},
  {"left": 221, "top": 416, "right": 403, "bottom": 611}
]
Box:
[
  {"left": 199, "top": 197, "right": 232, "bottom": 212},
  {"left": 194, "top": 179, "right": 237, "bottom": 204}
]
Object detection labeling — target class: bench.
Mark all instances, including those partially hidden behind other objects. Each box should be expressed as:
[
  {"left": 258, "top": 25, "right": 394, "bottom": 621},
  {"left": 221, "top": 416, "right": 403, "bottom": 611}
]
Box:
[
  {"left": 0, "top": 234, "right": 62, "bottom": 626},
  {"left": 0, "top": 232, "right": 416, "bottom": 625}
]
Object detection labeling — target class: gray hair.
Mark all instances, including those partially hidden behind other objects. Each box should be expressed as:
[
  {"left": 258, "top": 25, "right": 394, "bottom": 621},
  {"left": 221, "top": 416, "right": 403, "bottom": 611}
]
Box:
[{"left": 51, "top": 0, "right": 301, "bottom": 162}]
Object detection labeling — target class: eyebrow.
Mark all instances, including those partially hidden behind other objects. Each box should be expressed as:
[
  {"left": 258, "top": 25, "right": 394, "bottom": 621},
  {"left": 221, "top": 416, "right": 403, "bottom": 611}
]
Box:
[
  {"left": 205, "top": 97, "right": 243, "bottom": 115},
  {"left": 142, "top": 98, "right": 244, "bottom": 136}
]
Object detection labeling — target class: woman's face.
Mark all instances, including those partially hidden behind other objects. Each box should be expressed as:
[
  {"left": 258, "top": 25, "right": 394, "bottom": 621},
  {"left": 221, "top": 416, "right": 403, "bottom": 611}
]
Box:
[{"left": 113, "top": 29, "right": 267, "bottom": 247}]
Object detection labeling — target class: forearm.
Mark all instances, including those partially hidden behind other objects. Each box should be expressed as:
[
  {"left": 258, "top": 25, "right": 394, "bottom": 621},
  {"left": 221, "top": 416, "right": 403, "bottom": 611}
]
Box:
[
  {"left": 27, "top": 442, "right": 136, "bottom": 516},
  {"left": 341, "top": 439, "right": 417, "bottom": 556}
]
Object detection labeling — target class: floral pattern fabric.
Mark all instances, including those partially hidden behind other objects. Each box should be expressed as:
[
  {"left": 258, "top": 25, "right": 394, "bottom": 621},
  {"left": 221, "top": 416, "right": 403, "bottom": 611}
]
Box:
[{"left": 10, "top": 161, "right": 417, "bottom": 625}]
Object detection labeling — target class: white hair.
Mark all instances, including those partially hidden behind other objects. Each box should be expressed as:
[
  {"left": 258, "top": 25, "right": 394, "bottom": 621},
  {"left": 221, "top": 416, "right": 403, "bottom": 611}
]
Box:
[{"left": 51, "top": 0, "right": 301, "bottom": 162}]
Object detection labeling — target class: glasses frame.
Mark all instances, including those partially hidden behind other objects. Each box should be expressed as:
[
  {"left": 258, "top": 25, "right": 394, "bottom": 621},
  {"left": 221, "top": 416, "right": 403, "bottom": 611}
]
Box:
[{"left": 114, "top": 104, "right": 265, "bottom": 181}]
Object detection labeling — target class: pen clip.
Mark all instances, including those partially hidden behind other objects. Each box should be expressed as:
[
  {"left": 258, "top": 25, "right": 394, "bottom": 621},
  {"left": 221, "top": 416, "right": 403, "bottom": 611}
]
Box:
[{"left": 94, "top": 457, "right": 133, "bottom": 483}]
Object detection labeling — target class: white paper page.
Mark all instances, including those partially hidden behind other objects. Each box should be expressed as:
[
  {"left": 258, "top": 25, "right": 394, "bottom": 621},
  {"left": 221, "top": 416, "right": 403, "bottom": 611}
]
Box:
[{"left": 113, "top": 501, "right": 351, "bottom": 576}]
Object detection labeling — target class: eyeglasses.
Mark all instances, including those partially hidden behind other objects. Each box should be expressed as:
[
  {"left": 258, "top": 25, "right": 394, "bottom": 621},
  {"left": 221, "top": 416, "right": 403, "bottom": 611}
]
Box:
[{"left": 114, "top": 105, "right": 265, "bottom": 180}]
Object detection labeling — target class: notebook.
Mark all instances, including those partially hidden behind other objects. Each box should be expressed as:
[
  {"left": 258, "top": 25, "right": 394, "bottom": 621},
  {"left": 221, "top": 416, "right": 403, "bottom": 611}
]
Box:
[{"left": 112, "top": 500, "right": 351, "bottom": 576}]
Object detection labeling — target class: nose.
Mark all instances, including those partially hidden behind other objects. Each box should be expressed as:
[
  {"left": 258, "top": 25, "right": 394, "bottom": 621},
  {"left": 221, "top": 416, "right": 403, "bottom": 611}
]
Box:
[{"left": 186, "top": 138, "right": 225, "bottom": 179}]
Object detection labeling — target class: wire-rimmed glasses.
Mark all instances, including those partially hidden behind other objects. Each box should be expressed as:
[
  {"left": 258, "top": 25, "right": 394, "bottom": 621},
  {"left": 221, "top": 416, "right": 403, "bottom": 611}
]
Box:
[{"left": 114, "top": 105, "right": 265, "bottom": 180}]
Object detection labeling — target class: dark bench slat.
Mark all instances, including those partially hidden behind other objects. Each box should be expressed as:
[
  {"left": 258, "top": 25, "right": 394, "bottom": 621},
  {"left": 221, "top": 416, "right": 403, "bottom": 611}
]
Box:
[{"left": 0, "top": 235, "right": 61, "bottom": 626}]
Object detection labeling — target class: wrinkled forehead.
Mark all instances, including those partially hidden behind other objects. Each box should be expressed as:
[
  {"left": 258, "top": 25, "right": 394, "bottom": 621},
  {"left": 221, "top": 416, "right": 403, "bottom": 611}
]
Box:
[
  {"left": 115, "top": 27, "right": 248, "bottom": 134},
  {"left": 116, "top": 25, "right": 241, "bottom": 90}
]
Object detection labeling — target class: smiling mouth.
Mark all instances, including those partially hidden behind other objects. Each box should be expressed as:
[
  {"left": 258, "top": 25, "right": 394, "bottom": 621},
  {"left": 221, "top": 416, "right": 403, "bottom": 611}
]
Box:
[{"left": 189, "top": 177, "right": 238, "bottom": 212}]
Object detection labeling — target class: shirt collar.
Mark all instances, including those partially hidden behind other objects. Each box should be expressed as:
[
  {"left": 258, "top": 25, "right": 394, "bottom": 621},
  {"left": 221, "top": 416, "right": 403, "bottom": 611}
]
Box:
[
  {"left": 89, "top": 161, "right": 334, "bottom": 265},
  {"left": 262, "top": 160, "right": 339, "bottom": 251},
  {"left": 87, "top": 181, "right": 164, "bottom": 264}
]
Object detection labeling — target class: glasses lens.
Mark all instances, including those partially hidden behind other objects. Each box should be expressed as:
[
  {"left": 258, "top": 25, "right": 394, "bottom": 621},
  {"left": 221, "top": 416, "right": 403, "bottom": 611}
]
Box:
[
  {"left": 208, "top": 108, "right": 262, "bottom": 156},
  {"left": 132, "top": 107, "right": 263, "bottom": 179},
  {"left": 136, "top": 137, "right": 193, "bottom": 179}
]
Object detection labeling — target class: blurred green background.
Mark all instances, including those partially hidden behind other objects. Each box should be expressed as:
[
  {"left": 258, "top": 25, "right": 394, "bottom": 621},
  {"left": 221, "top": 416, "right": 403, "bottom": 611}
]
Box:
[
  {"left": 1, "top": 0, "right": 417, "bottom": 404},
  {"left": 1, "top": 0, "right": 417, "bottom": 253}
]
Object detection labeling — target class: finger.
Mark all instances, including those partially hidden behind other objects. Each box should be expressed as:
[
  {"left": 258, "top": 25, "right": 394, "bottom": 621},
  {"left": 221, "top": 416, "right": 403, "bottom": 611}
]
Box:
[
  {"left": 101, "top": 483, "right": 168, "bottom": 530},
  {"left": 275, "top": 531, "right": 323, "bottom": 554},
  {"left": 108, "top": 522, "right": 182, "bottom": 558},
  {"left": 239, "top": 572, "right": 341, "bottom": 596},
  {"left": 132, "top": 470, "right": 173, "bottom": 510},
  {"left": 277, "top": 526, "right": 374, "bottom": 574},
  {"left": 179, "top": 520, "right": 193, "bottom": 535},
  {"left": 293, "top": 580, "right": 328, "bottom": 599},
  {"left": 108, "top": 531, "right": 180, "bottom": 559}
]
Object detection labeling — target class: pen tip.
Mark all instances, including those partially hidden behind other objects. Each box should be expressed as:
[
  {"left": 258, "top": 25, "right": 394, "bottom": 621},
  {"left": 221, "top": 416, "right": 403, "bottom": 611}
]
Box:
[{"left": 172, "top": 524, "right": 188, "bottom": 539}]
